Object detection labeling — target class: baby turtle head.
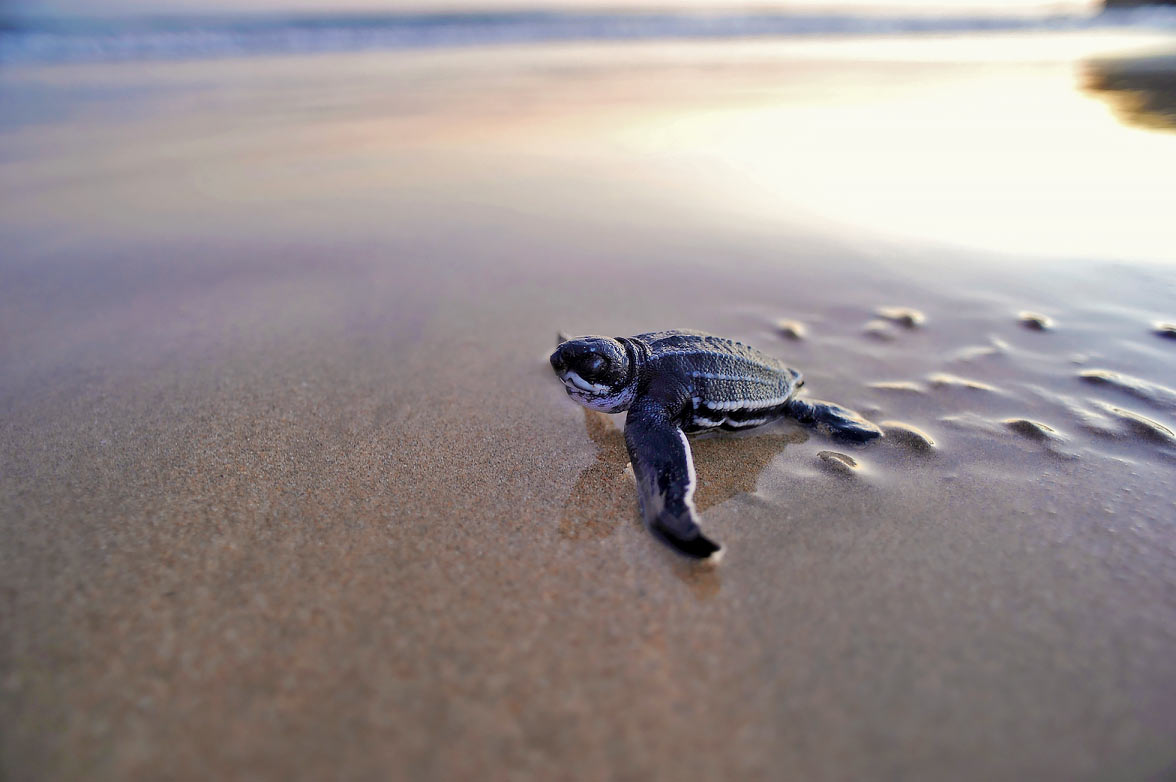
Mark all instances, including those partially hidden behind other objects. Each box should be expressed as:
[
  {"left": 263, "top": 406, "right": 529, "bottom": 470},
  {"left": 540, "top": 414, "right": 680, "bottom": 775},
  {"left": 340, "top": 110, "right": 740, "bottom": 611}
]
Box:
[{"left": 550, "top": 335, "right": 638, "bottom": 413}]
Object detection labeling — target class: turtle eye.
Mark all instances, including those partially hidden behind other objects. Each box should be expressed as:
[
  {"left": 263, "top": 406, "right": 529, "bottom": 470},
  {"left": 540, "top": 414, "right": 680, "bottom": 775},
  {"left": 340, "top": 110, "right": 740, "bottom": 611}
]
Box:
[{"left": 582, "top": 354, "right": 606, "bottom": 377}]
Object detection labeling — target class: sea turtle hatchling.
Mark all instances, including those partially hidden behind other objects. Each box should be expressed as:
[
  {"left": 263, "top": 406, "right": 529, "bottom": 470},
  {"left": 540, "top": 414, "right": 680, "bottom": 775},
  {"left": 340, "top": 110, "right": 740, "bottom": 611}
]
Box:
[{"left": 550, "top": 329, "right": 882, "bottom": 562}]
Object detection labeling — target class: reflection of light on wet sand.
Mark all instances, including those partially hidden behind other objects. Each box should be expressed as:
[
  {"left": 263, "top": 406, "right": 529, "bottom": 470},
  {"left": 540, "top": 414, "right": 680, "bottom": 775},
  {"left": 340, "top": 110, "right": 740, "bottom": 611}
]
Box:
[
  {"left": 603, "top": 34, "right": 1176, "bottom": 263},
  {"left": 4, "top": 32, "right": 1174, "bottom": 265}
]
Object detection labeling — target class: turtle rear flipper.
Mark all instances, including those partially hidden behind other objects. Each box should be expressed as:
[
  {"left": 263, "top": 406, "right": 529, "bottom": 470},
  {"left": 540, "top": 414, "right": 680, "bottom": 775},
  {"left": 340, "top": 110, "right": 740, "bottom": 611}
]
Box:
[
  {"left": 624, "top": 400, "right": 723, "bottom": 562},
  {"left": 787, "top": 398, "right": 882, "bottom": 442}
]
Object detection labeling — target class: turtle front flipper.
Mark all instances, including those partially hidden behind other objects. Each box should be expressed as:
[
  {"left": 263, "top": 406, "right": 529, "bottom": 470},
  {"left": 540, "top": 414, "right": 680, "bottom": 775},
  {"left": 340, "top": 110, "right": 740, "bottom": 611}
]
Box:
[
  {"left": 786, "top": 399, "right": 883, "bottom": 442},
  {"left": 624, "top": 400, "right": 722, "bottom": 562}
]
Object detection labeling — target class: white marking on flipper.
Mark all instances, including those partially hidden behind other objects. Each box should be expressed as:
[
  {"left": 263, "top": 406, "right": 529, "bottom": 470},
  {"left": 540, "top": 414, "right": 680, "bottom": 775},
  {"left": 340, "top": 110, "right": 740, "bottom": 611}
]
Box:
[
  {"left": 675, "top": 428, "right": 722, "bottom": 564},
  {"left": 677, "top": 427, "right": 697, "bottom": 516}
]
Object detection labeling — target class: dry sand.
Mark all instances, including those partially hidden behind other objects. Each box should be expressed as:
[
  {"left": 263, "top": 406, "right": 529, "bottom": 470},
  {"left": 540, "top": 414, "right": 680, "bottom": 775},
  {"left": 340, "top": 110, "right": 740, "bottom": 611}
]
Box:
[{"left": 2, "top": 33, "right": 1176, "bottom": 781}]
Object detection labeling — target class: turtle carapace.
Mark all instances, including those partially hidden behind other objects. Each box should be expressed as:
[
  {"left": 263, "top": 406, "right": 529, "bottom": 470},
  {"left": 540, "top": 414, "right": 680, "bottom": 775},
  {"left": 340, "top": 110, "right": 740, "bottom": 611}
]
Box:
[{"left": 550, "top": 329, "right": 882, "bottom": 562}]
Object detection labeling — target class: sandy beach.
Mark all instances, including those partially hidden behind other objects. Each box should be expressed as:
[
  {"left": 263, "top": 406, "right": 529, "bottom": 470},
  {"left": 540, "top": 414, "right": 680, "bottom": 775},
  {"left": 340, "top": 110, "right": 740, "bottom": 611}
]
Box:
[{"left": 3, "top": 29, "right": 1176, "bottom": 781}]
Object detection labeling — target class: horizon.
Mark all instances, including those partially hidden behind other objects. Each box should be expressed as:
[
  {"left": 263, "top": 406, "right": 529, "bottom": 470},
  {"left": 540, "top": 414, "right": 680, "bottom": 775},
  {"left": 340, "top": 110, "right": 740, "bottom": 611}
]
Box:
[{"left": 4, "top": 0, "right": 1102, "bottom": 22}]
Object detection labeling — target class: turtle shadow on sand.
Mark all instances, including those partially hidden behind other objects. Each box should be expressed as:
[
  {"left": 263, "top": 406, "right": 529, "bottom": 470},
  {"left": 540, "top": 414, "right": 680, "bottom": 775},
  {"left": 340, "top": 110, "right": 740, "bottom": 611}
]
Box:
[{"left": 559, "top": 407, "right": 807, "bottom": 597}]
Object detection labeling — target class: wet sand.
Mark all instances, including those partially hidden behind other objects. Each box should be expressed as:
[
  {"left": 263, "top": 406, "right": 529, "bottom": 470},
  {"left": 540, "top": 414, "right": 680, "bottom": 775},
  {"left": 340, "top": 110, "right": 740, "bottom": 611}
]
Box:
[{"left": 3, "top": 32, "right": 1176, "bottom": 781}]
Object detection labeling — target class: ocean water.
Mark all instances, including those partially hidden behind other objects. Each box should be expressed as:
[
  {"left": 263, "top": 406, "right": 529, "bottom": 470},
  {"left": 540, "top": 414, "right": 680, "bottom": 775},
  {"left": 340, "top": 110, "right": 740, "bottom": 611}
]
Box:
[{"left": 3, "top": 5, "right": 1176, "bottom": 63}]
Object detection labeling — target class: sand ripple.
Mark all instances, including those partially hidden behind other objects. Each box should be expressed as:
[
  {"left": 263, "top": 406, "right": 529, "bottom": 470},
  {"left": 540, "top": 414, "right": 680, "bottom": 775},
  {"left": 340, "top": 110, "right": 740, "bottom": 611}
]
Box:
[
  {"left": 774, "top": 319, "right": 807, "bottom": 340},
  {"left": 927, "top": 373, "right": 998, "bottom": 392},
  {"left": 817, "top": 450, "right": 860, "bottom": 476},
  {"left": 880, "top": 421, "right": 936, "bottom": 452},
  {"left": 869, "top": 380, "right": 925, "bottom": 393},
  {"left": 1153, "top": 321, "right": 1176, "bottom": 340},
  {"left": 862, "top": 320, "right": 898, "bottom": 341},
  {"left": 1093, "top": 403, "right": 1176, "bottom": 445},
  {"left": 1078, "top": 369, "right": 1176, "bottom": 410},
  {"left": 950, "top": 339, "right": 1008, "bottom": 362},
  {"left": 875, "top": 306, "right": 925, "bottom": 328},
  {"left": 1018, "top": 311, "right": 1054, "bottom": 331},
  {"left": 1003, "top": 418, "right": 1064, "bottom": 442}
]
